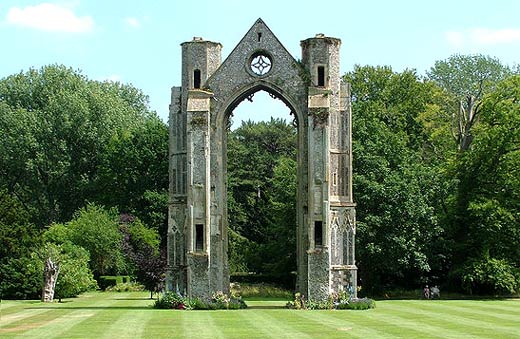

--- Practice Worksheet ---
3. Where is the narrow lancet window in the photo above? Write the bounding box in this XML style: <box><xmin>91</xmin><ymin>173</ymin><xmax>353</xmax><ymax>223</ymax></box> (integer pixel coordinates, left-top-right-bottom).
<box><xmin>317</xmin><ymin>66</ymin><xmax>325</xmax><ymax>87</ymax></box>
<box><xmin>193</xmin><ymin>69</ymin><xmax>201</xmax><ymax>89</ymax></box>
<box><xmin>195</xmin><ymin>223</ymin><xmax>204</xmax><ymax>251</ymax></box>
<box><xmin>314</xmin><ymin>221</ymin><xmax>323</xmax><ymax>247</ymax></box>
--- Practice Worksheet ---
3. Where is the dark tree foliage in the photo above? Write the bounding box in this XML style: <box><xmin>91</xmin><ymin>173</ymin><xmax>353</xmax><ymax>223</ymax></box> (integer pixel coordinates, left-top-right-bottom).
<box><xmin>0</xmin><ymin>190</ymin><xmax>41</xmax><ymax>260</ymax></box>
<box><xmin>0</xmin><ymin>256</ymin><xmax>42</xmax><ymax>299</ymax></box>
<box><xmin>227</xmin><ymin>118</ymin><xmax>297</xmax><ymax>286</ymax></box>
<box><xmin>0</xmin><ymin>190</ymin><xmax>42</xmax><ymax>299</ymax></box>
<box><xmin>120</xmin><ymin>218</ymin><xmax>165</xmax><ymax>298</ymax></box>
<box><xmin>133</xmin><ymin>247</ymin><xmax>167</xmax><ymax>299</ymax></box>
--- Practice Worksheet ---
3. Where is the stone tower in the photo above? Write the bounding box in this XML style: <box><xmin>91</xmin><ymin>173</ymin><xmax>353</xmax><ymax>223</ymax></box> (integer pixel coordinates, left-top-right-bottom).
<box><xmin>168</xmin><ymin>19</ymin><xmax>356</xmax><ymax>300</ymax></box>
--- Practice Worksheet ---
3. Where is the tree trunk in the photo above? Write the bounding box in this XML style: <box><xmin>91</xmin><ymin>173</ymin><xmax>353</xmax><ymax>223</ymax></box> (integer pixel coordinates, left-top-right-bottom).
<box><xmin>457</xmin><ymin>95</ymin><xmax>479</xmax><ymax>152</ymax></box>
<box><xmin>41</xmin><ymin>257</ymin><xmax>60</xmax><ymax>302</ymax></box>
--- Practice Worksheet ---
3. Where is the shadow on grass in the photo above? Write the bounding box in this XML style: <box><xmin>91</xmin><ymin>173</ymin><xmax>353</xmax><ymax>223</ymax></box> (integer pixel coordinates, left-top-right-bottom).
<box><xmin>25</xmin><ymin>306</ymin><xmax>154</xmax><ymax>310</ymax></box>
<box><xmin>112</xmin><ymin>297</ymin><xmax>154</xmax><ymax>301</ymax></box>
<box><xmin>364</xmin><ymin>288</ymin><xmax>520</xmax><ymax>301</ymax></box>
<box><xmin>246</xmin><ymin>305</ymin><xmax>286</xmax><ymax>310</ymax></box>
<box><xmin>372</xmin><ymin>295</ymin><xmax>515</xmax><ymax>301</ymax></box>
<box><xmin>26</xmin><ymin>305</ymin><xmax>288</xmax><ymax>310</ymax></box>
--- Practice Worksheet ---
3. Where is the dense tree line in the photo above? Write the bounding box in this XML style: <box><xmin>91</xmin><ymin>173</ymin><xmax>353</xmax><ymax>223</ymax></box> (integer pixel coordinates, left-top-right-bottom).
<box><xmin>345</xmin><ymin>65</ymin><xmax>449</xmax><ymax>292</ymax></box>
<box><xmin>0</xmin><ymin>55</ymin><xmax>518</xmax><ymax>299</ymax></box>
<box><xmin>0</xmin><ymin>65</ymin><xmax>167</xmax><ymax>299</ymax></box>
<box><xmin>347</xmin><ymin>56</ymin><xmax>519</xmax><ymax>294</ymax></box>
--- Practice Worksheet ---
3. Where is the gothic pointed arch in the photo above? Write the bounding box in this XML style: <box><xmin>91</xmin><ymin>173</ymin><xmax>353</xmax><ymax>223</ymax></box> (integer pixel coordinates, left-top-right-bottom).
<box><xmin>167</xmin><ymin>18</ymin><xmax>357</xmax><ymax>300</ymax></box>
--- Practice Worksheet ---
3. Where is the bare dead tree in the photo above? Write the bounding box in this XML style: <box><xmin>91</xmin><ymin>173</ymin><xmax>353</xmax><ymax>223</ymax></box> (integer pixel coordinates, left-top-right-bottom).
<box><xmin>41</xmin><ymin>257</ymin><xmax>60</xmax><ymax>302</ymax></box>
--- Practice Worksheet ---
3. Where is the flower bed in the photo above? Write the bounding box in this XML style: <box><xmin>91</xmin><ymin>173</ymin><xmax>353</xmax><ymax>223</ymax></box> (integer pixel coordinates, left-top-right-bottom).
<box><xmin>286</xmin><ymin>291</ymin><xmax>376</xmax><ymax>310</ymax></box>
<box><xmin>154</xmin><ymin>291</ymin><xmax>247</xmax><ymax>310</ymax></box>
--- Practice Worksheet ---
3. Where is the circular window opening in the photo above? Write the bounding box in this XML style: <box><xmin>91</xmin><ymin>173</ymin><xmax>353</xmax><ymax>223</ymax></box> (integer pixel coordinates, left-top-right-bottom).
<box><xmin>250</xmin><ymin>52</ymin><xmax>272</xmax><ymax>76</ymax></box>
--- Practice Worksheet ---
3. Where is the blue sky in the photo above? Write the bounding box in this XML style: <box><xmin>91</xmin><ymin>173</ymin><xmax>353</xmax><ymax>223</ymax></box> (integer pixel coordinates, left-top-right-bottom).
<box><xmin>1</xmin><ymin>0</ymin><xmax>519</xmax><ymax>124</ymax></box>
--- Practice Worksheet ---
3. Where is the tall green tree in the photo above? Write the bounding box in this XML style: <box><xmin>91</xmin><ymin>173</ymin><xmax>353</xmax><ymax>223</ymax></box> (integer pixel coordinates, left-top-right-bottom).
<box><xmin>0</xmin><ymin>65</ymin><xmax>156</xmax><ymax>226</ymax></box>
<box><xmin>97</xmin><ymin>118</ymin><xmax>169</xmax><ymax>241</ymax></box>
<box><xmin>426</xmin><ymin>54</ymin><xmax>514</xmax><ymax>151</ymax></box>
<box><xmin>345</xmin><ymin>65</ymin><xmax>450</xmax><ymax>292</ymax></box>
<box><xmin>427</xmin><ymin>56</ymin><xmax>520</xmax><ymax>294</ymax></box>
<box><xmin>227</xmin><ymin>119</ymin><xmax>296</xmax><ymax>241</ymax></box>
<box><xmin>450</xmin><ymin>75</ymin><xmax>520</xmax><ymax>294</ymax></box>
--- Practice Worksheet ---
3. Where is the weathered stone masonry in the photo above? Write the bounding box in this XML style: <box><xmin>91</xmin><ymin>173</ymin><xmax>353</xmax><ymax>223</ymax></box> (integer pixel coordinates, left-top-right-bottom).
<box><xmin>168</xmin><ymin>19</ymin><xmax>357</xmax><ymax>300</ymax></box>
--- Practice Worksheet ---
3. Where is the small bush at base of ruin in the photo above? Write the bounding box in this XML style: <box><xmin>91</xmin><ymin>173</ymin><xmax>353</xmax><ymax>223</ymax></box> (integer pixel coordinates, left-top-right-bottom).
<box><xmin>336</xmin><ymin>298</ymin><xmax>376</xmax><ymax>310</ymax></box>
<box><xmin>153</xmin><ymin>291</ymin><xmax>247</xmax><ymax>310</ymax></box>
<box><xmin>286</xmin><ymin>292</ymin><xmax>376</xmax><ymax>310</ymax></box>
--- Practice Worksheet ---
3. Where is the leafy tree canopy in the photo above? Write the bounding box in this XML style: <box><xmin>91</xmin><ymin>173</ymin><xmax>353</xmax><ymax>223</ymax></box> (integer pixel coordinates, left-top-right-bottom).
<box><xmin>451</xmin><ymin>75</ymin><xmax>520</xmax><ymax>294</ymax></box>
<box><xmin>426</xmin><ymin>54</ymin><xmax>516</xmax><ymax>151</ymax></box>
<box><xmin>345</xmin><ymin>65</ymin><xmax>450</xmax><ymax>291</ymax></box>
<box><xmin>0</xmin><ymin>64</ymin><xmax>159</xmax><ymax>226</ymax></box>
<box><xmin>46</xmin><ymin>203</ymin><xmax>125</xmax><ymax>277</ymax></box>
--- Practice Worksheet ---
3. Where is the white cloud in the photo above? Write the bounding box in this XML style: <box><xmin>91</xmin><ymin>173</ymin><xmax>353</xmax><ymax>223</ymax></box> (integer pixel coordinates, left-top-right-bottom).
<box><xmin>470</xmin><ymin>28</ymin><xmax>520</xmax><ymax>44</ymax></box>
<box><xmin>6</xmin><ymin>3</ymin><xmax>94</xmax><ymax>33</ymax></box>
<box><xmin>446</xmin><ymin>28</ymin><xmax>520</xmax><ymax>47</ymax></box>
<box><xmin>125</xmin><ymin>17</ymin><xmax>141</xmax><ymax>28</ymax></box>
<box><xmin>445</xmin><ymin>31</ymin><xmax>464</xmax><ymax>48</ymax></box>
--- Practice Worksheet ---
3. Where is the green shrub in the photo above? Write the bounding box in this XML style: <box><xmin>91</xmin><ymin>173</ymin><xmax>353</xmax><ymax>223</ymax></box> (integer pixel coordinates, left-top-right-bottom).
<box><xmin>227</xmin><ymin>300</ymin><xmax>244</xmax><ymax>309</ymax></box>
<box><xmin>105</xmin><ymin>282</ymin><xmax>144</xmax><ymax>292</ymax></box>
<box><xmin>189</xmin><ymin>298</ymin><xmax>208</xmax><ymax>310</ymax></box>
<box><xmin>154</xmin><ymin>292</ymin><xmax>186</xmax><ymax>309</ymax></box>
<box><xmin>0</xmin><ymin>256</ymin><xmax>42</xmax><ymax>299</ymax></box>
<box><xmin>98</xmin><ymin>276</ymin><xmax>131</xmax><ymax>290</ymax></box>
<box><xmin>153</xmin><ymin>291</ymin><xmax>247</xmax><ymax>310</ymax></box>
<box><xmin>286</xmin><ymin>292</ymin><xmax>375</xmax><ymax>310</ymax></box>
<box><xmin>98</xmin><ymin>276</ymin><xmax>119</xmax><ymax>290</ymax></box>
<box><xmin>461</xmin><ymin>257</ymin><xmax>519</xmax><ymax>295</ymax></box>
<box><xmin>337</xmin><ymin>298</ymin><xmax>376</xmax><ymax>310</ymax></box>
<box><xmin>210</xmin><ymin>291</ymin><xmax>247</xmax><ymax>310</ymax></box>
<box><xmin>50</xmin><ymin>243</ymin><xmax>98</xmax><ymax>299</ymax></box>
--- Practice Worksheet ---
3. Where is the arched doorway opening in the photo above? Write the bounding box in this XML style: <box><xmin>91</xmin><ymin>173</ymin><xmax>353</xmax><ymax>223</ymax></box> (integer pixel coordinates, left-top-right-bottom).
<box><xmin>225</xmin><ymin>89</ymin><xmax>298</xmax><ymax>289</ymax></box>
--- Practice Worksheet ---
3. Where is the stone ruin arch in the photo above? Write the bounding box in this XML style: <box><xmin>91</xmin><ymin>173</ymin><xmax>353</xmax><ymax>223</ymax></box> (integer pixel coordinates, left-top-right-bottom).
<box><xmin>167</xmin><ymin>18</ymin><xmax>357</xmax><ymax>300</ymax></box>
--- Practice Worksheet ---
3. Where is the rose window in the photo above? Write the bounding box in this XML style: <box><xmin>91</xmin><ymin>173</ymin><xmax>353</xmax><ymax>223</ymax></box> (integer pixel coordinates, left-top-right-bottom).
<box><xmin>250</xmin><ymin>54</ymin><xmax>272</xmax><ymax>75</ymax></box>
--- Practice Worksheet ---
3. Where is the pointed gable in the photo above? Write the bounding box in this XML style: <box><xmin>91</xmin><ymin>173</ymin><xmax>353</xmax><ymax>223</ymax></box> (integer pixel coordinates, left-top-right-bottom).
<box><xmin>206</xmin><ymin>18</ymin><xmax>307</xmax><ymax>115</ymax></box>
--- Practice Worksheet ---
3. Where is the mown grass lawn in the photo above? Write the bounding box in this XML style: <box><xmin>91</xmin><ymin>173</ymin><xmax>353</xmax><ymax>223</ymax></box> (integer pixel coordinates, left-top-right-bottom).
<box><xmin>1</xmin><ymin>292</ymin><xmax>519</xmax><ymax>338</ymax></box>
